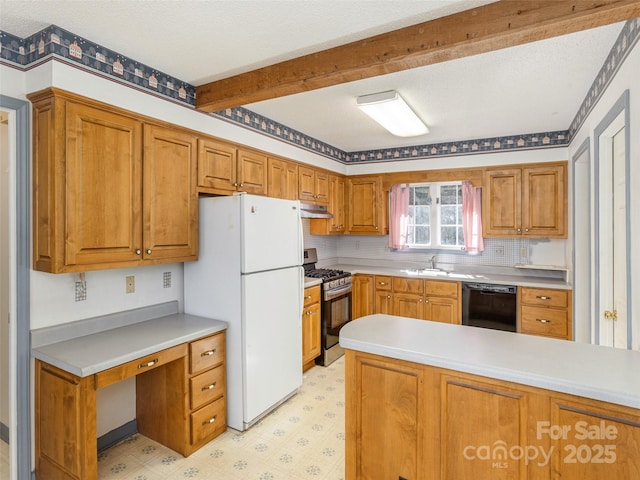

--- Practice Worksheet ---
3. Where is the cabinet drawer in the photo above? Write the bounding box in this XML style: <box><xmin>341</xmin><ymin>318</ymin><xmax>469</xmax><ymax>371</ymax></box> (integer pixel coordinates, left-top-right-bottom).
<box><xmin>521</xmin><ymin>287</ymin><xmax>568</xmax><ymax>308</ymax></box>
<box><xmin>190</xmin><ymin>333</ymin><xmax>225</xmax><ymax>374</ymax></box>
<box><xmin>520</xmin><ymin>306</ymin><xmax>568</xmax><ymax>338</ymax></box>
<box><xmin>425</xmin><ymin>280</ymin><xmax>459</xmax><ymax>298</ymax></box>
<box><xmin>393</xmin><ymin>277</ymin><xmax>423</xmax><ymax>294</ymax></box>
<box><xmin>374</xmin><ymin>275</ymin><xmax>392</xmax><ymax>291</ymax></box>
<box><xmin>303</xmin><ymin>285</ymin><xmax>321</xmax><ymax>307</ymax></box>
<box><xmin>190</xmin><ymin>396</ymin><xmax>226</xmax><ymax>445</ymax></box>
<box><xmin>190</xmin><ymin>364</ymin><xmax>225</xmax><ymax>410</ymax></box>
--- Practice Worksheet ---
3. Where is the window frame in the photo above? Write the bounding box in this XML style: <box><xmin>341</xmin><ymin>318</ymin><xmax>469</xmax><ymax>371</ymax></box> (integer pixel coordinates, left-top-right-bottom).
<box><xmin>403</xmin><ymin>181</ymin><xmax>465</xmax><ymax>251</ymax></box>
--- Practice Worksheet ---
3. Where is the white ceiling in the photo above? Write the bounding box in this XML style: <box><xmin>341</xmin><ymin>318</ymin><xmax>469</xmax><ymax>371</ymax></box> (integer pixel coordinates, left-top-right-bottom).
<box><xmin>0</xmin><ymin>0</ymin><xmax>625</xmax><ymax>152</ymax></box>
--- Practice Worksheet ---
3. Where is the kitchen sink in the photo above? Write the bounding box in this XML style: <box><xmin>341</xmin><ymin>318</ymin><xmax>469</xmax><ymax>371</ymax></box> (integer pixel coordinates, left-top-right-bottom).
<box><xmin>401</xmin><ymin>268</ymin><xmax>449</xmax><ymax>277</ymax></box>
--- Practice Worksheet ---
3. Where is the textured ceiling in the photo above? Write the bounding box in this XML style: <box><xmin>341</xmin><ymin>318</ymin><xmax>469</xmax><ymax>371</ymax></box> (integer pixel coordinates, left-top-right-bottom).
<box><xmin>0</xmin><ymin>0</ymin><xmax>625</xmax><ymax>152</ymax></box>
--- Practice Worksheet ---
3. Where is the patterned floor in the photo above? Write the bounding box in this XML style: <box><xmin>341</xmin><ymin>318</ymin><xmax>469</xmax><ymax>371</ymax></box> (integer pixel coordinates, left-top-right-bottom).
<box><xmin>0</xmin><ymin>439</ymin><xmax>8</xmax><ymax>479</ymax></box>
<box><xmin>98</xmin><ymin>356</ymin><xmax>345</xmax><ymax>480</ymax></box>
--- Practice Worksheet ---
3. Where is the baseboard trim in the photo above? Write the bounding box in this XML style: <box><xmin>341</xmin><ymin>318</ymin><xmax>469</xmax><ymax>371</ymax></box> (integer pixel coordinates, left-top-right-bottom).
<box><xmin>0</xmin><ymin>422</ymin><xmax>8</xmax><ymax>443</ymax></box>
<box><xmin>97</xmin><ymin>420</ymin><xmax>138</xmax><ymax>452</ymax></box>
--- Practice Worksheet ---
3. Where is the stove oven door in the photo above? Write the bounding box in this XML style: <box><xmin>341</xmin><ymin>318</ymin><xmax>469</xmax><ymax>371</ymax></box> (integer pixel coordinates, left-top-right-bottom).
<box><xmin>321</xmin><ymin>284</ymin><xmax>352</xmax><ymax>355</ymax></box>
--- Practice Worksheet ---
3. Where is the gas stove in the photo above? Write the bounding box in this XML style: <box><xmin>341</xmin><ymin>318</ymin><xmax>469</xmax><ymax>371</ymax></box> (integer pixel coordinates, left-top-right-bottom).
<box><xmin>303</xmin><ymin>248</ymin><xmax>352</xmax><ymax>292</ymax></box>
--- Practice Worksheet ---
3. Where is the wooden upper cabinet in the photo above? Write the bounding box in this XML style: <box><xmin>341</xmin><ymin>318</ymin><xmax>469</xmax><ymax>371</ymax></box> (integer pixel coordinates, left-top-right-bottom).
<box><xmin>522</xmin><ymin>164</ymin><xmax>566</xmax><ymax>237</ymax></box>
<box><xmin>28</xmin><ymin>88</ymin><xmax>198</xmax><ymax>273</ymax></box>
<box><xmin>483</xmin><ymin>162</ymin><xmax>566</xmax><ymax>238</ymax></box>
<box><xmin>267</xmin><ymin>157</ymin><xmax>298</xmax><ymax>200</ymax></box>
<box><xmin>310</xmin><ymin>173</ymin><xmax>346</xmax><ymax>235</ymax></box>
<box><xmin>197</xmin><ymin>140</ymin><xmax>267</xmax><ymax>195</ymax></box>
<box><xmin>64</xmin><ymin>101</ymin><xmax>143</xmax><ymax>268</ymax></box>
<box><xmin>197</xmin><ymin>138</ymin><xmax>237</xmax><ymax>194</ymax></box>
<box><xmin>298</xmin><ymin>165</ymin><xmax>329</xmax><ymax>204</ymax></box>
<box><xmin>237</xmin><ymin>149</ymin><xmax>267</xmax><ymax>195</ymax></box>
<box><xmin>346</xmin><ymin>175</ymin><xmax>386</xmax><ymax>235</ymax></box>
<box><xmin>143</xmin><ymin>125</ymin><xmax>198</xmax><ymax>262</ymax></box>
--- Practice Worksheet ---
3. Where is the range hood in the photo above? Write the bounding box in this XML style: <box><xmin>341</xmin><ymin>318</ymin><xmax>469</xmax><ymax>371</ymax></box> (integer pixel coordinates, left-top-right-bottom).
<box><xmin>299</xmin><ymin>203</ymin><xmax>333</xmax><ymax>219</ymax></box>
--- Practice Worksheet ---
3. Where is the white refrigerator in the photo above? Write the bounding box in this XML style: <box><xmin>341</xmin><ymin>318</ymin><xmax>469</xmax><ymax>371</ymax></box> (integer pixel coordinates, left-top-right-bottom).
<box><xmin>184</xmin><ymin>193</ymin><xmax>304</xmax><ymax>431</ymax></box>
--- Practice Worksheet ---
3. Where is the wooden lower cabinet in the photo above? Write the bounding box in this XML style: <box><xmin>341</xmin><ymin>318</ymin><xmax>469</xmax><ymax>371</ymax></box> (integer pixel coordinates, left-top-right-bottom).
<box><xmin>519</xmin><ymin>286</ymin><xmax>572</xmax><ymax>340</ymax></box>
<box><xmin>302</xmin><ymin>285</ymin><xmax>321</xmax><ymax>371</ymax></box>
<box><xmin>345</xmin><ymin>349</ymin><xmax>640</xmax><ymax>480</ymax></box>
<box><xmin>352</xmin><ymin>275</ymin><xmax>374</xmax><ymax>319</ymax></box>
<box><xmin>35</xmin><ymin>332</ymin><xmax>227</xmax><ymax>480</ymax></box>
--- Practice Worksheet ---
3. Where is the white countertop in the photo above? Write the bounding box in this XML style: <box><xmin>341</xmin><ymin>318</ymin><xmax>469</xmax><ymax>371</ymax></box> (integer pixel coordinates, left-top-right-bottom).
<box><xmin>340</xmin><ymin>314</ymin><xmax>640</xmax><ymax>409</ymax></box>
<box><xmin>330</xmin><ymin>263</ymin><xmax>571</xmax><ymax>289</ymax></box>
<box><xmin>304</xmin><ymin>277</ymin><xmax>323</xmax><ymax>288</ymax></box>
<box><xmin>32</xmin><ymin>314</ymin><xmax>227</xmax><ymax>377</ymax></box>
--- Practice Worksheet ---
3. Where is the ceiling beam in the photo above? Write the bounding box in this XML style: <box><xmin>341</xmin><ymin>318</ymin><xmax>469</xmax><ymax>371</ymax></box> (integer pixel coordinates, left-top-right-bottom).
<box><xmin>195</xmin><ymin>0</ymin><xmax>640</xmax><ymax>112</ymax></box>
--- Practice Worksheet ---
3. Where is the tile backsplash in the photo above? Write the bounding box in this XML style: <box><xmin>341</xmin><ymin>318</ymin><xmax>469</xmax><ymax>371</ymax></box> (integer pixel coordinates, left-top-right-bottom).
<box><xmin>303</xmin><ymin>219</ymin><xmax>567</xmax><ymax>272</ymax></box>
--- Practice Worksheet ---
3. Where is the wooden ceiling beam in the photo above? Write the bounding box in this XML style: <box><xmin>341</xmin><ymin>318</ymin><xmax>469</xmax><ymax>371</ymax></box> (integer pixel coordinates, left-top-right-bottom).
<box><xmin>195</xmin><ymin>0</ymin><xmax>640</xmax><ymax>112</ymax></box>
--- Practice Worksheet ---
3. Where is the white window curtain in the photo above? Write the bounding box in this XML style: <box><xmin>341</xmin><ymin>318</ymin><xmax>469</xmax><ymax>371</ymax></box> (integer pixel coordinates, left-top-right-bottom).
<box><xmin>462</xmin><ymin>181</ymin><xmax>484</xmax><ymax>254</ymax></box>
<box><xmin>388</xmin><ymin>184</ymin><xmax>410</xmax><ymax>249</ymax></box>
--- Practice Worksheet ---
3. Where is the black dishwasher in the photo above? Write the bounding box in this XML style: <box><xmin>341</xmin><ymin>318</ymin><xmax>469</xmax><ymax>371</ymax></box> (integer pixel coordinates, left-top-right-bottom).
<box><xmin>461</xmin><ymin>282</ymin><xmax>517</xmax><ymax>332</ymax></box>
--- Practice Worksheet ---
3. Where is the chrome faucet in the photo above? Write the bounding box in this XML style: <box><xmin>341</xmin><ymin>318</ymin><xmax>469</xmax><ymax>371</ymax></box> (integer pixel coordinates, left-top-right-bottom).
<box><xmin>427</xmin><ymin>254</ymin><xmax>437</xmax><ymax>270</ymax></box>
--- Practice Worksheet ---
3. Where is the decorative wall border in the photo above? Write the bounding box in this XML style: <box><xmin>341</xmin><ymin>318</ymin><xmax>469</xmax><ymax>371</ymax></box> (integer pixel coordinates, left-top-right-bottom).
<box><xmin>1</xmin><ymin>19</ymin><xmax>638</xmax><ymax>163</ymax></box>
<box><xmin>568</xmin><ymin>18</ymin><xmax>640</xmax><ymax>140</ymax></box>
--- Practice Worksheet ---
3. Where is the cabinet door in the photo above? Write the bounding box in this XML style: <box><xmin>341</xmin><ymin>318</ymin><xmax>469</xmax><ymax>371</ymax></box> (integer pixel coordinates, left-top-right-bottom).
<box><xmin>440</xmin><ymin>375</ymin><xmax>527</xmax><ymax>479</ymax></box>
<box><xmin>314</xmin><ymin>170</ymin><xmax>330</xmax><ymax>205</ymax></box>
<box><xmin>352</xmin><ymin>275</ymin><xmax>374</xmax><ymax>319</ymax></box>
<box><xmin>329</xmin><ymin>175</ymin><xmax>345</xmax><ymax>232</ymax></box>
<box><xmin>424</xmin><ymin>296</ymin><xmax>458</xmax><ymax>324</ymax></box>
<box><xmin>393</xmin><ymin>293</ymin><xmax>424</xmax><ymax>319</ymax></box>
<box><xmin>347</xmin><ymin>176</ymin><xmax>384</xmax><ymax>234</ymax></box>
<box><xmin>237</xmin><ymin>149</ymin><xmax>267</xmax><ymax>195</ymax></box>
<box><xmin>268</xmin><ymin>157</ymin><xmax>297</xmax><ymax>199</ymax></box>
<box><xmin>197</xmin><ymin>138</ymin><xmax>237</xmax><ymax>193</ymax></box>
<box><xmin>522</xmin><ymin>164</ymin><xmax>566</xmax><ymax>237</ymax></box>
<box><xmin>143</xmin><ymin>125</ymin><xmax>198</xmax><ymax>262</ymax></box>
<box><xmin>549</xmin><ymin>398</ymin><xmax>640</xmax><ymax>479</ymax></box>
<box><xmin>65</xmin><ymin>102</ymin><xmax>143</xmax><ymax>268</ymax></box>
<box><xmin>298</xmin><ymin>165</ymin><xmax>317</xmax><ymax>202</ymax></box>
<box><xmin>346</xmin><ymin>353</ymin><xmax>423</xmax><ymax>480</ymax></box>
<box><xmin>302</xmin><ymin>302</ymin><xmax>321</xmax><ymax>366</ymax></box>
<box><xmin>483</xmin><ymin>168</ymin><xmax>522</xmax><ymax>237</ymax></box>
<box><xmin>374</xmin><ymin>290</ymin><xmax>393</xmax><ymax>315</ymax></box>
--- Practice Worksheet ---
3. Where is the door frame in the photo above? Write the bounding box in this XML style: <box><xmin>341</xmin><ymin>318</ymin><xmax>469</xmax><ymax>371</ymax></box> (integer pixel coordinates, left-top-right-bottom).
<box><xmin>593</xmin><ymin>89</ymin><xmax>631</xmax><ymax>348</ymax></box>
<box><xmin>0</xmin><ymin>95</ymin><xmax>31</xmax><ymax>479</ymax></box>
<box><xmin>571</xmin><ymin>137</ymin><xmax>591</xmax><ymax>343</ymax></box>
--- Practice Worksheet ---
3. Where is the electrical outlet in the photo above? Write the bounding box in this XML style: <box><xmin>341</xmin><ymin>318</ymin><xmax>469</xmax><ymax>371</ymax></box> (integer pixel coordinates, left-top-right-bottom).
<box><xmin>521</xmin><ymin>247</ymin><xmax>528</xmax><ymax>257</ymax></box>
<box><xmin>494</xmin><ymin>246</ymin><xmax>505</xmax><ymax>256</ymax></box>
<box><xmin>126</xmin><ymin>275</ymin><xmax>135</xmax><ymax>294</ymax></box>
<box><xmin>355</xmin><ymin>241</ymin><xmax>361</xmax><ymax>250</ymax></box>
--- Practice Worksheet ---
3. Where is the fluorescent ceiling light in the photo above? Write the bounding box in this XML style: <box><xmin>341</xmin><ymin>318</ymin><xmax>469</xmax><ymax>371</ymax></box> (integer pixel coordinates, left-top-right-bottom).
<box><xmin>356</xmin><ymin>90</ymin><xmax>428</xmax><ymax>137</ymax></box>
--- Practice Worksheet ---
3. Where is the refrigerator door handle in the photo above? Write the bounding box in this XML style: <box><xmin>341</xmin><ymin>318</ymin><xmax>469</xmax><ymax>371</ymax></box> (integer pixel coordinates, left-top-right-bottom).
<box><xmin>299</xmin><ymin>266</ymin><xmax>304</xmax><ymax>316</ymax></box>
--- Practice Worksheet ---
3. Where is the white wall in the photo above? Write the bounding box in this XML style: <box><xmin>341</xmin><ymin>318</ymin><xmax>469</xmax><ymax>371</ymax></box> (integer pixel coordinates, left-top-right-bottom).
<box><xmin>567</xmin><ymin>40</ymin><xmax>640</xmax><ymax>349</ymax></box>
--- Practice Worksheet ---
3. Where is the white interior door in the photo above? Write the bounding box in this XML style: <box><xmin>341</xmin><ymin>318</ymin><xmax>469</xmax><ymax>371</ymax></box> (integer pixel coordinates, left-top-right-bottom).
<box><xmin>597</xmin><ymin>112</ymin><xmax>628</xmax><ymax>349</ymax></box>
<box><xmin>572</xmin><ymin>145</ymin><xmax>591</xmax><ymax>343</ymax></box>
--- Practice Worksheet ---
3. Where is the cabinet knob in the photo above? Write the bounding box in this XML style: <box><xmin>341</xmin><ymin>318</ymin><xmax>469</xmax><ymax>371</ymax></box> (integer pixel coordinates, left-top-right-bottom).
<box><xmin>387</xmin><ymin>295</ymin><xmax>391</xmax><ymax>299</ymax></box>
<box><xmin>517</xmin><ymin>228</ymin><xmax>522</xmax><ymax>233</ymax></box>
<box><xmin>202</xmin><ymin>415</ymin><xmax>217</xmax><ymax>426</ymax></box>
<box><xmin>233</xmin><ymin>182</ymin><xmax>238</xmax><ymax>187</ymax></box>
<box><xmin>305</xmin><ymin>295</ymin><xmax>312</xmax><ymax>300</ymax></box>
<box><xmin>375</xmin><ymin>226</ymin><xmax>378</xmax><ymax>230</ymax></box>
<box><xmin>135</xmin><ymin>249</ymin><xmax>141</xmax><ymax>255</ymax></box>
<box><xmin>525</xmin><ymin>228</ymin><xmax>529</xmax><ymax>232</ymax></box>
<box><xmin>240</xmin><ymin>183</ymin><xmax>244</xmax><ymax>187</ymax></box>
<box><xmin>146</xmin><ymin>249</ymin><xmax>152</xmax><ymax>255</ymax></box>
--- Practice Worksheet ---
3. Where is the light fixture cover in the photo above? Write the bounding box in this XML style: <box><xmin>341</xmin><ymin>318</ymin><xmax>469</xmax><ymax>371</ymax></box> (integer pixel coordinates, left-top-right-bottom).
<box><xmin>356</xmin><ymin>90</ymin><xmax>428</xmax><ymax>137</ymax></box>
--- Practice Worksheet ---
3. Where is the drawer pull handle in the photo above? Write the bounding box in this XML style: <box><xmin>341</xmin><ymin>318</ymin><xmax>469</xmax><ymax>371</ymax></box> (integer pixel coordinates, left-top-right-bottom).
<box><xmin>378</xmin><ymin>282</ymin><xmax>387</xmax><ymax>286</ymax></box>
<box><xmin>202</xmin><ymin>382</ymin><xmax>217</xmax><ymax>391</ymax></box>
<box><xmin>305</xmin><ymin>295</ymin><xmax>312</xmax><ymax>299</ymax></box>
<box><xmin>536</xmin><ymin>295</ymin><xmax>551</xmax><ymax>300</ymax></box>
<box><xmin>137</xmin><ymin>358</ymin><xmax>158</xmax><ymax>369</ymax></box>
<box><xmin>202</xmin><ymin>415</ymin><xmax>217</xmax><ymax>426</ymax></box>
<box><xmin>201</xmin><ymin>349</ymin><xmax>217</xmax><ymax>357</ymax></box>
<box><xmin>536</xmin><ymin>318</ymin><xmax>551</xmax><ymax>324</ymax></box>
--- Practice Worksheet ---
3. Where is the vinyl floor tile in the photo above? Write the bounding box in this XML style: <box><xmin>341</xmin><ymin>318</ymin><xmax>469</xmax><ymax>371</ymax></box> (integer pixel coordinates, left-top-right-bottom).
<box><xmin>99</xmin><ymin>357</ymin><xmax>345</xmax><ymax>480</ymax></box>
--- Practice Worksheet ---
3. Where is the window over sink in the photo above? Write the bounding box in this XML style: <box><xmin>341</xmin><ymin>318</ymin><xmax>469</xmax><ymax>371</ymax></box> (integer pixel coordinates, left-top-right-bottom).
<box><xmin>405</xmin><ymin>182</ymin><xmax>465</xmax><ymax>249</ymax></box>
